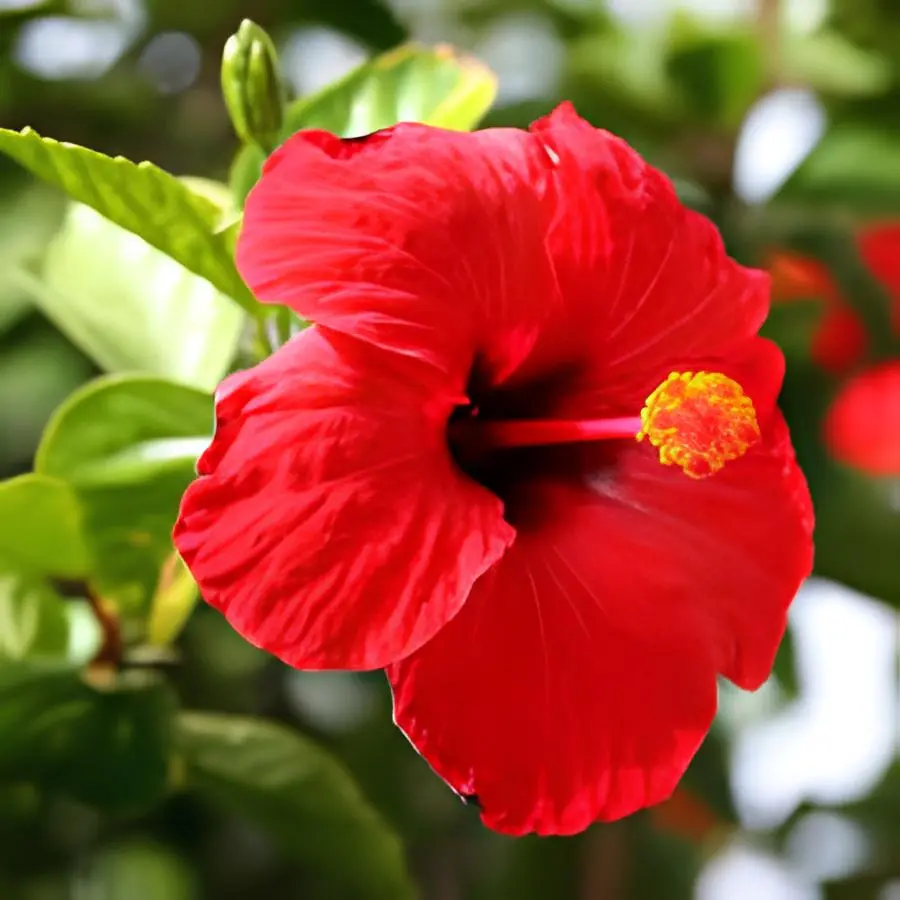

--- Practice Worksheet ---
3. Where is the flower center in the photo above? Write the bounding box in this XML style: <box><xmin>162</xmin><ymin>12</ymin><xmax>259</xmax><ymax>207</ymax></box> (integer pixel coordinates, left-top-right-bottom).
<box><xmin>449</xmin><ymin>371</ymin><xmax>760</xmax><ymax>480</ymax></box>
<box><xmin>636</xmin><ymin>371</ymin><xmax>760</xmax><ymax>478</ymax></box>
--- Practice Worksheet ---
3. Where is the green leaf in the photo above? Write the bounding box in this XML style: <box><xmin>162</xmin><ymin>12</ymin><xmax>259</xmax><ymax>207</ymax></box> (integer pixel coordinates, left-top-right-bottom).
<box><xmin>0</xmin><ymin>670</ymin><xmax>176</xmax><ymax>815</ymax></box>
<box><xmin>36</xmin><ymin>375</ymin><xmax>212</xmax><ymax>608</ymax></box>
<box><xmin>178</xmin><ymin>176</ymin><xmax>236</xmax><ymax>211</ymax></box>
<box><xmin>0</xmin><ymin>183</ymin><xmax>64</xmax><ymax>265</ymax></box>
<box><xmin>176</xmin><ymin>712</ymin><xmax>414</xmax><ymax>900</ymax></box>
<box><xmin>0</xmin><ymin>127</ymin><xmax>259</xmax><ymax>314</ymax></box>
<box><xmin>0</xmin><ymin>575</ymin><xmax>101</xmax><ymax>669</ymax></box>
<box><xmin>85</xmin><ymin>841</ymin><xmax>197</xmax><ymax>900</ymax></box>
<box><xmin>284</xmin><ymin>43</ymin><xmax>497</xmax><ymax>138</ymax></box>
<box><xmin>0</xmin><ymin>667</ymin><xmax>86</xmax><ymax>774</ymax></box>
<box><xmin>229</xmin><ymin>143</ymin><xmax>268</xmax><ymax>208</ymax></box>
<box><xmin>37</xmin><ymin>375</ymin><xmax>211</xmax><ymax>487</ymax></box>
<box><xmin>0</xmin><ymin>576</ymin><xmax>69</xmax><ymax>662</ymax></box>
<box><xmin>569</xmin><ymin>28</ymin><xmax>681</xmax><ymax>133</ymax></box>
<box><xmin>0</xmin><ymin>184</ymin><xmax>65</xmax><ymax>336</ymax></box>
<box><xmin>16</xmin><ymin>202</ymin><xmax>244</xmax><ymax>391</ymax></box>
<box><xmin>666</xmin><ymin>24</ymin><xmax>764</xmax><ymax>128</ymax></box>
<box><xmin>779</xmin><ymin>121</ymin><xmax>900</xmax><ymax>212</ymax></box>
<box><xmin>0</xmin><ymin>475</ymin><xmax>89</xmax><ymax>577</ymax></box>
<box><xmin>781</xmin><ymin>30</ymin><xmax>891</xmax><ymax>98</ymax></box>
<box><xmin>0</xmin><ymin>279</ymin><xmax>29</xmax><ymax>338</ymax></box>
<box><xmin>58</xmin><ymin>675</ymin><xmax>177</xmax><ymax>814</ymax></box>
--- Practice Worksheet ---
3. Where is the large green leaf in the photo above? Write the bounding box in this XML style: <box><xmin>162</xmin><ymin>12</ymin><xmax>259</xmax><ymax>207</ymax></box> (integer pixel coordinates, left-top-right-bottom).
<box><xmin>0</xmin><ymin>574</ymin><xmax>101</xmax><ymax>669</ymax></box>
<box><xmin>666</xmin><ymin>25</ymin><xmax>764</xmax><ymax>129</ymax></box>
<box><xmin>82</xmin><ymin>840</ymin><xmax>197</xmax><ymax>900</ymax></box>
<box><xmin>36</xmin><ymin>375</ymin><xmax>212</xmax><ymax>608</ymax></box>
<box><xmin>0</xmin><ymin>127</ymin><xmax>258</xmax><ymax>313</ymax></box>
<box><xmin>17</xmin><ymin>203</ymin><xmax>244</xmax><ymax>391</ymax></box>
<box><xmin>284</xmin><ymin>43</ymin><xmax>497</xmax><ymax>137</ymax></box>
<box><xmin>36</xmin><ymin>375</ymin><xmax>211</xmax><ymax>486</ymax></box>
<box><xmin>568</xmin><ymin>29</ymin><xmax>681</xmax><ymax>135</ymax></box>
<box><xmin>0</xmin><ymin>576</ymin><xmax>69</xmax><ymax>662</ymax></box>
<box><xmin>0</xmin><ymin>667</ymin><xmax>86</xmax><ymax>776</ymax></box>
<box><xmin>0</xmin><ymin>184</ymin><xmax>64</xmax><ymax>270</ymax></box>
<box><xmin>0</xmin><ymin>475</ymin><xmax>89</xmax><ymax>577</ymax></box>
<box><xmin>0</xmin><ymin>670</ymin><xmax>176</xmax><ymax>815</ymax></box>
<box><xmin>0</xmin><ymin>184</ymin><xmax>65</xmax><ymax>336</ymax></box>
<box><xmin>229</xmin><ymin>143</ymin><xmax>268</xmax><ymax>208</ymax></box>
<box><xmin>778</xmin><ymin>121</ymin><xmax>900</xmax><ymax>212</ymax></box>
<box><xmin>781</xmin><ymin>30</ymin><xmax>891</xmax><ymax>98</ymax></box>
<box><xmin>176</xmin><ymin>712</ymin><xmax>414</xmax><ymax>900</ymax></box>
<box><xmin>55</xmin><ymin>675</ymin><xmax>177</xmax><ymax>814</ymax></box>
<box><xmin>233</xmin><ymin>44</ymin><xmax>498</xmax><ymax>205</ymax></box>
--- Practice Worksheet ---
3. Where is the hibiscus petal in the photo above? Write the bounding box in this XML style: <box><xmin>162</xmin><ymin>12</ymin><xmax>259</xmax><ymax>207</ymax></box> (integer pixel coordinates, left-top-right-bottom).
<box><xmin>389</xmin><ymin>408</ymin><xmax>812</xmax><ymax>835</ymax></box>
<box><xmin>174</xmin><ymin>327</ymin><xmax>514</xmax><ymax>670</ymax></box>
<box><xmin>528</xmin><ymin>103</ymin><xmax>770</xmax><ymax>399</ymax></box>
<box><xmin>603</xmin><ymin>414</ymin><xmax>813</xmax><ymax>689</ymax></box>
<box><xmin>825</xmin><ymin>361</ymin><xmax>900</xmax><ymax>475</ymax></box>
<box><xmin>543</xmin><ymin>336</ymin><xmax>787</xmax><ymax>440</ymax></box>
<box><xmin>389</xmin><ymin>531</ymin><xmax>718</xmax><ymax>836</ymax></box>
<box><xmin>236</xmin><ymin>123</ymin><xmax>561</xmax><ymax>385</ymax></box>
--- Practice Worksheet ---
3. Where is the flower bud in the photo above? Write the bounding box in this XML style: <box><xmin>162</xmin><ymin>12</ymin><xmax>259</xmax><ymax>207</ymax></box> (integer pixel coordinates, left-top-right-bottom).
<box><xmin>221</xmin><ymin>20</ymin><xmax>286</xmax><ymax>151</ymax></box>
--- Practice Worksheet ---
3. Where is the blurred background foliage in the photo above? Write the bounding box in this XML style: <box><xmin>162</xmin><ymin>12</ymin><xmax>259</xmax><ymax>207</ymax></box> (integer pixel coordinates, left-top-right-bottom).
<box><xmin>0</xmin><ymin>0</ymin><xmax>899</xmax><ymax>898</ymax></box>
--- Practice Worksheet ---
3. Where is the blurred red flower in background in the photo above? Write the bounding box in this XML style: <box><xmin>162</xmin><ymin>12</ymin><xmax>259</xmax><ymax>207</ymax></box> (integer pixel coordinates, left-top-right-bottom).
<box><xmin>825</xmin><ymin>363</ymin><xmax>900</xmax><ymax>475</ymax></box>
<box><xmin>769</xmin><ymin>224</ymin><xmax>900</xmax><ymax>476</ymax></box>
<box><xmin>767</xmin><ymin>252</ymin><xmax>868</xmax><ymax>374</ymax></box>
<box><xmin>175</xmin><ymin>104</ymin><xmax>814</xmax><ymax>835</ymax></box>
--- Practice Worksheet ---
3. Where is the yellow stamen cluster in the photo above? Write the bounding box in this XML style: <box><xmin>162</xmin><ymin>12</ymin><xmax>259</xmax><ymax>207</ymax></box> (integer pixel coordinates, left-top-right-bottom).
<box><xmin>636</xmin><ymin>371</ymin><xmax>760</xmax><ymax>478</ymax></box>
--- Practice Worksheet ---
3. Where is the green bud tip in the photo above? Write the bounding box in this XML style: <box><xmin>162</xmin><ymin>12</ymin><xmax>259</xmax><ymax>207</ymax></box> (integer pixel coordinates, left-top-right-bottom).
<box><xmin>221</xmin><ymin>19</ymin><xmax>286</xmax><ymax>151</ymax></box>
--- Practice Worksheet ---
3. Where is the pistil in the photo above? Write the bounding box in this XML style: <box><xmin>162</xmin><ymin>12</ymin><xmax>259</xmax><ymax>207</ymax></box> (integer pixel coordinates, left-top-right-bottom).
<box><xmin>450</xmin><ymin>371</ymin><xmax>761</xmax><ymax>479</ymax></box>
<box><xmin>451</xmin><ymin>416</ymin><xmax>643</xmax><ymax>449</ymax></box>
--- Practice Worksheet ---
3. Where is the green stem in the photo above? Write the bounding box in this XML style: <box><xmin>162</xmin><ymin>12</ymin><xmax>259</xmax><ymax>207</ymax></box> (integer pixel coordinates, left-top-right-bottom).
<box><xmin>252</xmin><ymin>315</ymin><xmax>271</xmax><ymax>360</ymax></box>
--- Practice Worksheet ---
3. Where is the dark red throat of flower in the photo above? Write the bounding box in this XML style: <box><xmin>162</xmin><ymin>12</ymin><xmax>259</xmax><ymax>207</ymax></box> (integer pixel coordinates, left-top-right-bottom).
<box><xmin>449</xmin><ymin>371</ymin><xmax>761</xmax><ymax>480</ymax></box>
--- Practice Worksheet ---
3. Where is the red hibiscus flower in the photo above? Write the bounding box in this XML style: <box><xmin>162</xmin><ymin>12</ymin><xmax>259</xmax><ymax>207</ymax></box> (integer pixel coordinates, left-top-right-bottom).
<box><xmin>825</xmin><ymin>362</ymin><xmax>900</xmax><ymax>475</ymax></box>
<box><xmin>174</xmin><ymin>103</ymin><xmax>814</xmax><ymax>836</ymax></box>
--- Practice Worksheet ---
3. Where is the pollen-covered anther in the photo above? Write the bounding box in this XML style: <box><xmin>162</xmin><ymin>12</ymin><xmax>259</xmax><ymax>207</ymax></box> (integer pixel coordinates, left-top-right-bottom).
<box><xmin>636</xmin><ymin>371</ymin><xmax>761</xmax><ymax>478</ymax></box>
